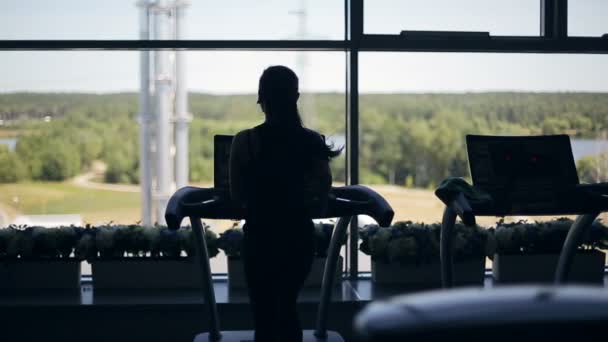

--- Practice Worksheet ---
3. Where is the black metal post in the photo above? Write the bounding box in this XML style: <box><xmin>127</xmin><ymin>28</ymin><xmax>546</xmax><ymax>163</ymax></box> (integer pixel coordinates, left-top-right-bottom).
<box><xmin>347</xmin><ymin>0</ymin><xmax>363</xmax><ymax>280</ymax></box>
<box><xmin>541</xmin><ymin>0</ymin><xmax>568</xmax><ymax>39</ymax></box>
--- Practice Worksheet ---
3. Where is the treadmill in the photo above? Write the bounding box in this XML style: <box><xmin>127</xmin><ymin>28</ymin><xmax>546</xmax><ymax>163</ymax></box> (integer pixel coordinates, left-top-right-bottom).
<box><xmin>165</xmin><ymin>185</ymin><xmax>394</xmax><ymax>342</ymax></box>
<box><xmin>439</xmin><ymin>182</ymin><xmax>608</xmax><ymax>288</ymax></box>
<box><xmin>354</xmin><ymin>135</ymin><xmax>608</xmax><ymax>341</ymax></box>
<box><xmin>440</xmin><ymin>135</ymin><xmax>608</xmax><ymax>288</ymax></box>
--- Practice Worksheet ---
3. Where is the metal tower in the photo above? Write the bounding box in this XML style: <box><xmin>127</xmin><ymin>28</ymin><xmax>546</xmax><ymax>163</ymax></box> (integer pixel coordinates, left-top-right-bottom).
<box><xmin>137</xmin><ymin>0</ymin><xmax>191</xmax><ymax>226</ymax></box>
<box><xmin>289</xmin><ymin>0</ymin><xmax>315</xmax><ymax>128</ymax></box>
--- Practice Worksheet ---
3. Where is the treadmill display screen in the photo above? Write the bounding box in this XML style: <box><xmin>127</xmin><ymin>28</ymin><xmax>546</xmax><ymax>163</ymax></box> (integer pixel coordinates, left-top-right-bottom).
<box><xmin>466</xmin><ymin>134</ymin><xmax>579</xmax><ymax>191</ymax></box>
<box><xmin>214</xmin><ymin>135</ymin><xmax>234</xmax><ymax>191</ymax></box>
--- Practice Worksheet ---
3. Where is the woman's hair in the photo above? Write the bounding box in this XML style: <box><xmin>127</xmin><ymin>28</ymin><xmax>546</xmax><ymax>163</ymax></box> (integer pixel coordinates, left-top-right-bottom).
<box><xmin>257</xmin><ymin>65</ymin><xmax>302</xmax><ymax>127</ymax></box>
<box><xmin>257</xmin><ymin>65</ymin><xmax>342</xmax><ymax>159</ymax></box>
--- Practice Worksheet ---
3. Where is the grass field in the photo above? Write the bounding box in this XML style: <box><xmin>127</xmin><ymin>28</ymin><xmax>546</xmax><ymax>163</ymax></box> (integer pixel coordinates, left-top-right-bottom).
<box><xmin>0</xmin><ymin>181</ymin><xmax>604</xmax><ymax>229</ymax></box>
<box><xmin>0</xmin><ymin>182</ymin><xmax>141</xmax><ymax>225</ymax></box>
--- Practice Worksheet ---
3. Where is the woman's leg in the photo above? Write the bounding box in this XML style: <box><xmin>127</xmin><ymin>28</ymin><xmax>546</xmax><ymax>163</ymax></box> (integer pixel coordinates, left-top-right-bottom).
<box><xmin>278</xmin><ymin>225</ymin><xmax>314</xmax><ymax>342</ymax></box>
<box><xmin>278</xmin><ymin>270</ymin><xmax>310</xmax><ymax>342</ymax></box>
<box><xmin>244</xmin><ymin>226</ymin><xmax>280</xmax><ymax>342</ymax></box>
<box><xmin>247</xmin><ymin>272</ymin><xmax>279</xmax><ymax>342</ymax></box>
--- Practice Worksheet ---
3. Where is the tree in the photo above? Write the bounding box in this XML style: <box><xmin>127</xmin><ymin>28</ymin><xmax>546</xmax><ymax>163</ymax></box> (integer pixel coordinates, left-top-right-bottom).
<box><xmin>577</xmin><ymin>153</ymin><xmax>608</xmax><ymax>184</ymax></box>
<box><xmin>0</xmin><ymin>145</ymin><xmax>27</xmax><ymax>183</ymax></box>
<box><xmin>15</xmin><ymin>134</ymin><xmax>45</xmax><ymax>179</ymax></box>
<box><xmin>541</xmin><ymin>117</ymin><xmax>570</xmax><ymax>135</ymax></box>
<box><xmin>38</xmin><ymin>141</ymin><xmax>81</xmax><ymax>181</ymax></box>
<box><xmin>103</xmin><ymin>140</ymin><xmax>138</xmax><ymax>184</ymax></box>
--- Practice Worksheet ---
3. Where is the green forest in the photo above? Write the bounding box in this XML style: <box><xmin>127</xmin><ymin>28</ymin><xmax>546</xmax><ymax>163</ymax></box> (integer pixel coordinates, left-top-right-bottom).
<box><xmin>0</xmin><ymin>92</ymin><xmax>606</xmax><ymax>187</ymax></box>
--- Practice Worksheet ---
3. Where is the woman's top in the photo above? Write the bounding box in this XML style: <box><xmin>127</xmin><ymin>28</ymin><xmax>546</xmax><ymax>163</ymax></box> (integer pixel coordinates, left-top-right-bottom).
<box><xmin>229</xmin><ymin>122</ymin><xmax>332</xmax><ymax>225</ymax></box>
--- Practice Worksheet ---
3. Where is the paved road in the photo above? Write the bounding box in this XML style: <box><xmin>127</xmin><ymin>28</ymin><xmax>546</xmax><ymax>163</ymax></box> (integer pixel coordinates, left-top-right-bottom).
<box><xmin>72</xmin><ymin>171</ymin><xmax>140</xmax><ymax>193</ymax></box>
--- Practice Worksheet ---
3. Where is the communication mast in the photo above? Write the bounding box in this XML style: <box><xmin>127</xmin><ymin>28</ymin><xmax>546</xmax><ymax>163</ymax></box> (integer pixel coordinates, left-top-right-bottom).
<box><xmin>137</xmin><ymin>0</ymin><xmax>191</xmax><ymax>226</ymax></box>
<box><xmin>289</xmin><ymin>0</ymin><xmax>315</xmax><ymax>128</ymax></box>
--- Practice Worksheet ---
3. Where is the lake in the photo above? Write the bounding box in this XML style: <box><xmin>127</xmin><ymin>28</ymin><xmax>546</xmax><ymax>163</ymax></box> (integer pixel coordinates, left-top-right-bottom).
<box><xmin>0</xmin><ymin>137</ymin><xmax>16</xmax><ymax>151</ymax></box>
<box><xmin>326</xmin><ymin>135</ymin><xmax>607</xmax><ymax>161</ymax></box>
<box><xmin>571</xmin><ymin>139</ymin><xmax>608</xmax><ymax>160</ymax></box>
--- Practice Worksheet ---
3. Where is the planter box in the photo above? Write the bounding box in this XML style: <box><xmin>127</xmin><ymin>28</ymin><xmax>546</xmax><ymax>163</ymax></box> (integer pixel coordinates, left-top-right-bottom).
<box><xmin>371</xmin><ymin>257</ymin><xmax>485</xmax><ymax>288</ymax></box>
<box><xmin>92</xmin><ymin>258</ymin><xmax>202</xmax><ymax>289</ymax></box>
<box><xmin>227</xmin><ymin>256</ymin><xmax>344</xmax><ymax>289</ymax></box>
<box><xmin>0</xmin><ymin>259</ymin><xmax>81</xmax><ymax>290</ymax></box>
<box><xmin>492</xmin><ymin>249</ymin><xmax>605</xmax><ymax>284</ymax></box>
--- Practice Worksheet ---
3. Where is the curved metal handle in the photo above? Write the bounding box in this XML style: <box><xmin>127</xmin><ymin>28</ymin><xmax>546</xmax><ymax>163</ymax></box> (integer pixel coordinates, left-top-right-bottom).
<box><xmin>440</xmin><ymin>192</ymin><xmax>476</xmax><ymax>289</ymax></box>
<box><xmin>334</xmin><ymin>197</ymin><xmax>370</xmax><ymax>205</ymax></box>
<box><xmin>451</xmin><ymin>192</ymin><xmax>475</xmax><ymax>226</ymax></box>
<box><xmin>440</xmin><ymin>207</ymin><xmax>457</xmax><ymax>289</ymax></box>
<box><xmin>314</xmin><ymin>216</ymin><xmax>351</xmax><ymax>339</ymax></box>
<box><xmin>190</xmin><ymin>217</ymin><xmax>222</xmax><ymax>341</ymax></box>
<box><xmin>555</xmin><ymin>213</ymin><xmax>600</xmax><ymax>284</ymax></box>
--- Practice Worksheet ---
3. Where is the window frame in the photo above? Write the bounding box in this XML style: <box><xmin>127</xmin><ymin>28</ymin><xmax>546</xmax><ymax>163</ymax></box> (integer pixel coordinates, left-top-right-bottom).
<box><xmin>1</xmin><ymin>0</ymin><xmax>606</xmax><ymax>278</ymax></box>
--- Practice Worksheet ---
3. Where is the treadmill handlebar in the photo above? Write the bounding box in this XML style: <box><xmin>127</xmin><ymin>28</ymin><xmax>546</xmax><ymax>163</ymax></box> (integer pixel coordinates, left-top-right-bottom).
<box><xmin>450</xmin><ymin>192</ymin><xmax>476</xmax><ymax>226</ymax></box>
<box><xmin>442</xmin><ymin>182</ymin><xmax>608</xmax><ymax>218</ymax></box>
<box><xmin>165</xmin><ymin>185</ymin><xmax>395</xmax><ymax>230</ymax></box>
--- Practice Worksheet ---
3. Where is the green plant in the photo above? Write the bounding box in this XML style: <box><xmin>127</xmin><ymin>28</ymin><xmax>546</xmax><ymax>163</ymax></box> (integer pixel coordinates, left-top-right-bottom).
<box><xmin>217</xmin><ymin>224</ymin><xmax>244</xmax><ymax>259</ymax></box>
<box><xmin>0</xmin><ymin>224</ymin><xmax>218</xmax><ymax>261</ymax></box>
<box><xmin>217</xmin><ymin>221</ymin><xmax>345</xmax><ymax>259</ymax></box>
<box><xmin>491</xmin><ymin>218</ymin><xmax>608</xmax><ymax>256</ymax></box>
<box><xmin>359</xmin><ymin>221</ymin><xmax>493</xmax><ymax>265</ymax></box>
<box><xmin>74</xmin><ymin>231</ymin><xmax>95</xmax><ymax>261</ymax></box>
<box><xmin>0</xmin><ymin>225</ymin><xmax>84</xmax><ymax>260</ymax></box>
<box><xmin>80</xmin><ymin>224</ymin><xmax>219</xmax><ymax>260</ymax></box>
<box><xmin>0</xmin><ymin>226</ymin><xmax>18</xmax><ymax>259</ymax></box>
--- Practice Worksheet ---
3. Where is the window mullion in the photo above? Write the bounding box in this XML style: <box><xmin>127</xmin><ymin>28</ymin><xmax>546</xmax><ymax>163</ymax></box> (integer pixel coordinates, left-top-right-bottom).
<box><xmin>347</xmin><ymin>0</ymin><xmax>363</xmax><ymax>280</ymax></box>
<box><xmin>541</xmin><ymin>0</ymin><xmax>568</xmax><ymax>39</ymax></box>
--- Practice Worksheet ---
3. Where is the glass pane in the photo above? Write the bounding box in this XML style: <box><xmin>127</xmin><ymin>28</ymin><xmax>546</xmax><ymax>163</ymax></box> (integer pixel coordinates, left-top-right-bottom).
<box><xmin>0</xmin><ymin>0</ymin><xmax>343</xmax><ymax>40</ymax></box>
<box><xmin>358</xmin><ymin>53</ymin><xmax>608</xmax><ymax>271</ymax></box>
<box><xmin>569</xmin><ymin>0</ymin><xmax>608</xmax><ymax>37</ymax></box>
<box><xmin>0</xmin><ymin>51</ymin><xmax>345</xmax><ymax>275</ymax></box>
<box><xmin>365</xmin><ymin>0</ymin><xmax>540</xmax><ymax>36</ymax></box>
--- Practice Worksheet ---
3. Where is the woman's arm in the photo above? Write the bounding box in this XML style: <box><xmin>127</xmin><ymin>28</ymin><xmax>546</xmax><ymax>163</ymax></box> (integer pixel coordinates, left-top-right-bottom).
<box><xmin>229</xmin><ymin>130</ymin><xmax>249</xmax><ymax>208</ymax></box>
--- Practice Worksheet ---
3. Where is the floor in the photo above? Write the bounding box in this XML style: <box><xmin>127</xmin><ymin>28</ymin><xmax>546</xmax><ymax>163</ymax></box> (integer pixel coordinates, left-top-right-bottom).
<box><xmin>0</xmin><ymin>274</ymin><xmax>604</xmax><ymax>342</ymax></box>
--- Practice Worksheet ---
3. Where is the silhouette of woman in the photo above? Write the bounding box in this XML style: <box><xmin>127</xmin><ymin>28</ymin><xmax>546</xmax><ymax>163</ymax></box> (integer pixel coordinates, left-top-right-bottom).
<box><xmin>229</xmin><ymin>65</ymin><xmax>341</xmax><ymax>342</ymax></box>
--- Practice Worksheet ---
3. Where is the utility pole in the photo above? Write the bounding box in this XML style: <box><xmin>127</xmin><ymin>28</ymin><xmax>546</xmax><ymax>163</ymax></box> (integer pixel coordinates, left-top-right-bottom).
<box><xmin>289</xmin><ymin>0</ymin><xmax>315</xmax><ymax>128</ymax></box>
<box><xmin>137</xmin><ymin>0</ymin><xmax>153</xmax><ymax>226</ymax></box>
<box><xmin>153</xmin><ymin>0</ymin><xmax>173</xmax><ymax>223</ymax></box>
<box><xmin>174</xmin><ymin>0</ymin><xmax>191</xmax><ymax>190</ymax></box>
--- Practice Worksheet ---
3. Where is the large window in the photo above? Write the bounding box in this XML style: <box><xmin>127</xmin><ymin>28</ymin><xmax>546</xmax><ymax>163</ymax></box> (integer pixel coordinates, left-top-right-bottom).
<box><xmin>0</xmin><ymin>0</ymin><xmax>344</xmax><ymax>40</ymax></box>
<box><xmin>1</xmin><ymin>1</ymin><xmax>607</xmax><ymax>276</ymax></box>
<box><xmin>358</xmin><ymin>52</ymin><xmax>608</xmax><ymax>271</ymax></box>
<box><xmin>0</xmin><ymin>50</ymin><xmax>345</xmax><ymax>274</ymax></box>
<box><xmin>568</xmin><ymin>0</ymin><xmax>608</xmax><ymax>37</ymax></box>
<box><xmin>364</xmin><ymin>0</ymin><xmax>540</xmax><ymax>36</ymax></box>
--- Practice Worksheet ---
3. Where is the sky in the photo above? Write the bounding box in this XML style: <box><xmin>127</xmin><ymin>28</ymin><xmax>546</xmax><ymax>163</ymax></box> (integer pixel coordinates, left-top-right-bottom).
<box><xmin>0</xmin><ymin>0</ymin><xmax>607</xmax><ymax>93</ymax></box>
